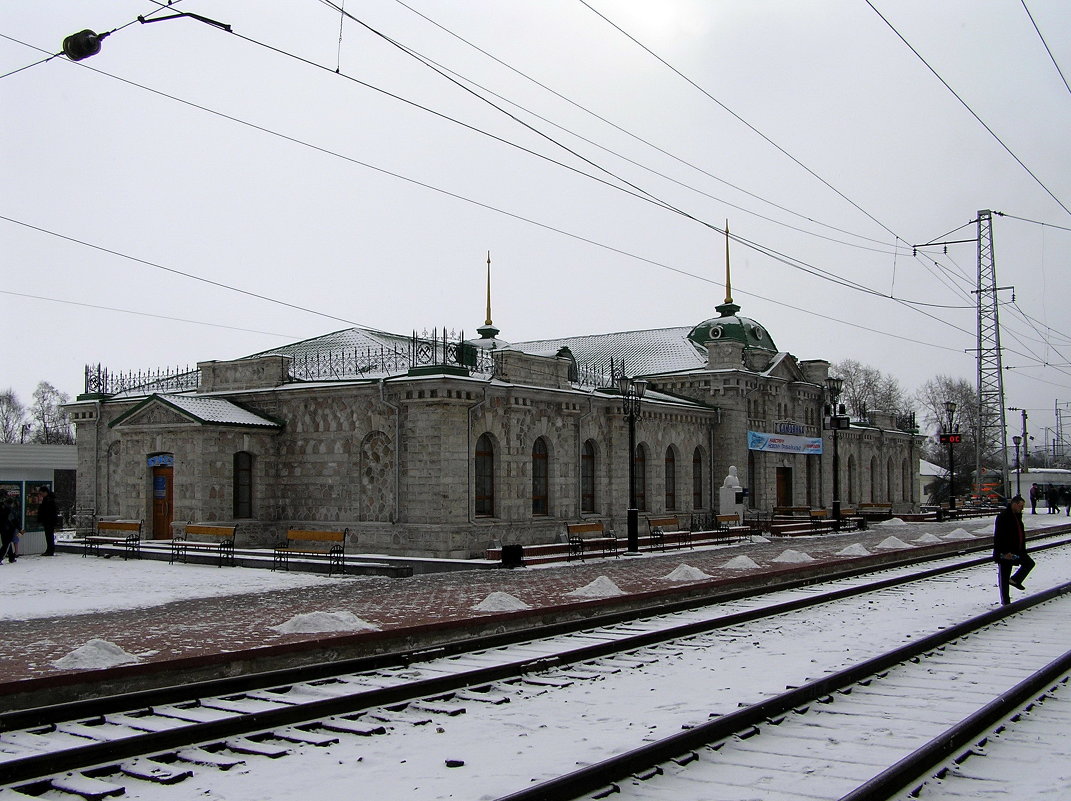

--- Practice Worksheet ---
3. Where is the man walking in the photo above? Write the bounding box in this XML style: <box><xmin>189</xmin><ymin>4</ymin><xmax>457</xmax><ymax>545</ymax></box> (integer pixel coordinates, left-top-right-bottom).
<box><xmin>993</xmin><ymin>496</ymin><xmax>1035</xmax><ymax>606</ymax></box>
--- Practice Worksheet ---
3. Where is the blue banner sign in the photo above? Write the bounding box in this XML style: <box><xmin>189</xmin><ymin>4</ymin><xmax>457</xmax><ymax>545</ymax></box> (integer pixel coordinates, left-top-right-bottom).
<box><xmin>748</xmin><ymin>431</ymin><xmax>823</xmax><ymax>454</ymax></box>
<box><xmin>147</xmin><ymin>454</ymin><xmax>174</xmax><ymax>467</ymax></box>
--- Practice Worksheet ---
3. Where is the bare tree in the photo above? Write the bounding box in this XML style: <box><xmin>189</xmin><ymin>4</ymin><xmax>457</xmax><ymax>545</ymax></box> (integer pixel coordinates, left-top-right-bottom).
<box><xmin>27</xmin><ymin>382</ymin><xmax>75</xmax><ymax>445</ymax></box>
<box><xmin>915</xmin><ymin>376</ymin><xmax>982</xmax><ymax>493</ymax></box>
<box><xmin>0</xmin><ymin>388</ymin><xmax>27</xmax><ymax>443</ymax></box>
<box><xmin>830</xmin><ymin>359</ymin><xmax>910</xmax><ymax>419</ymax></box>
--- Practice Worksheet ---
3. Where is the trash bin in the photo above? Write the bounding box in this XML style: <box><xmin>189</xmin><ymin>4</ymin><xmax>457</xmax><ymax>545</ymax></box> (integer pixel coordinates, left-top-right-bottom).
<box><xmin>501</xmin><ymin>544</ymin><xmax>525</xmax><ymax>569</ymax></box>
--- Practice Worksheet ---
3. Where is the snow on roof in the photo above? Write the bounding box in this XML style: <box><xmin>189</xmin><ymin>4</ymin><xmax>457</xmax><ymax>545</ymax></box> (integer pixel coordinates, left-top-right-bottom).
<box><xmin>156</xmin><ymin>395</ymin><xmax>281</xmax><ymax>428</ymax></box>
<box><xmin>509</xmin><ymin>327</ymin><xmax>707</xmax><ymax>376</ymax></box>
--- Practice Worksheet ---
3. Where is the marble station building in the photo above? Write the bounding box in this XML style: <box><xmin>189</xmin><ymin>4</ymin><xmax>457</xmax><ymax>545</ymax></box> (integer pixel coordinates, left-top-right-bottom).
<box><xmin>67</xmin><ymin>265</ymin><xmax>920</xmax><ymax>558</ymax></box>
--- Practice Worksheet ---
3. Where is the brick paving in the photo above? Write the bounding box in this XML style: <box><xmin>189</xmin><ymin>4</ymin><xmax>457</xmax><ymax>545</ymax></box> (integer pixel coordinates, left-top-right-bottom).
<box><xmin>2</xmin><ymin>518</ymin><xmax>1024</xmax><ymax>703</ymax></box>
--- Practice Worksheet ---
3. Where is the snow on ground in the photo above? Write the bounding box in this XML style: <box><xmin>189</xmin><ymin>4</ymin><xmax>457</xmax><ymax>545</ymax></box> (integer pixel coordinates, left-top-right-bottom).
<box><xmin>269</xmin><ymin>611</ymin><xmax>379</xmax><ymax>634</ymax></box>
<box><xmin>772</xmin><ymin>549</ymin><xmax>814</xmax><ymax>563</ymax></box>
<box><xmin>472</xmin><ymin>591</ymin><xmax>531</xmax><ymax>612</ymax></box>
<box><xmin>51</xmin><ymin>639</ymin><xmax>143</xmax><ymax>670</ymax></box>
<box><xmin>0</xmin><ymin>555</ymin><xmax>334</xmax><ymax>622</ymax></box>
<box><xmin>876</xmin><ymin>536</ymin><xmax>913</xmax><ymax>549</ymax></box>
<box><xmin>720</xmin><ymin>555</ymin><xmax>761</xmax><ymax>569</ymax></box>
<box><xmin>836</xmin><ymin>543</ymin><xmax>871</xmax><ymax>557</ymax></box>
<box><xmin>566</xmin><ymin>575</ymin><xmax>624</xmax><ymax>597</ymax></box>
<box><xmin>660</xmin><ymin>564</ymin><xmax>712</xmax><ymax>582</ymax></box>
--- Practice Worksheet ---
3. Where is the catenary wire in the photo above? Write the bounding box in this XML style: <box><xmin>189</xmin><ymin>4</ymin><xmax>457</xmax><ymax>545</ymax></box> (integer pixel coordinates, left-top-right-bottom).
<box><xmin>1020</xmin><ymin>0</ymin><xmax>1071</xmax><ymax>99</ymax></box>
<box><xmin>0</xmin><ymin>289</ymin><xmax>299</xmax><ymax>339</ymax></box>
<box><xmin>864</xmin><ymin>0</ymin><xmax>1071</xmax><ymax>218</ymax></box>
<box><xmin>376</xmin><ymin>0</ymin><xmax>905</xmax><ymax>254</ymax></box>
<box><xmin>5</xmin><ymin>29</ymin><xmax>977</xmax><ymax>322</ymax></box>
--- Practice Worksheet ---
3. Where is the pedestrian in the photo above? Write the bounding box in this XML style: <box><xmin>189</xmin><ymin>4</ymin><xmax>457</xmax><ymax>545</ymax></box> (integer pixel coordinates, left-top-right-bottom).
<box><xmin>1029</xmin><ymin>483</ymin><xmax>1039</xmax><ymax>514</ymax></box>
<box><xmin>0</xmin><ymin>495</ymin><xmax>20</xmax><ymax>563</ymax></box>
<box><xmin>993</xmin><ymin>495</ymin><xmax>1035</xmax><ymax>606</ymax></box>
<box><xmin>36</xmin><ymin>485</ymin><xmax>59</xmax><ymax>556</ymax></box>
<box><xmin>1061</xmin><ymin>485</ymin><xmax>1071</xmax><ymax>517</ymax></box>
<box><xmin>1046</xmin><ymin>484</ymin><xmax>1058</xmax><ymax>514</ymax></box>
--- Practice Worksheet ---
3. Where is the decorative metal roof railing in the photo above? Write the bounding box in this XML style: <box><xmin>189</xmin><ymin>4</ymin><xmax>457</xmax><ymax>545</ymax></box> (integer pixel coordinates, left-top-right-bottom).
<box><xmin>83</xmin><ymin>364</ymin><xmax>200</xmax><ymax>397</ymax></box>
<box><xmin>84</xmin><ymin>329</ymin><xmax>617</xmax><ymax>396</ymax></box>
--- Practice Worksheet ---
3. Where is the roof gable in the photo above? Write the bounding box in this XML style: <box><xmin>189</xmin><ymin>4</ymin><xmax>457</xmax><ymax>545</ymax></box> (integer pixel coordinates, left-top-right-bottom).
<box><xmin>110</xmin><ymin>394</ymin><xmax>283</xmax><ymax>430</ymax></box>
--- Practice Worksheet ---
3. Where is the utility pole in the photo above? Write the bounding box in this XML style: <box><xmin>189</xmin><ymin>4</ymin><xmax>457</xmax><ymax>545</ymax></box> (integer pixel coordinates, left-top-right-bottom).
<box><xmin>914</xmin><ymin>210</ymin><xmax>1011</xmax><ymax>497</ymax></box>
<box><xmin>974</xmin><ymin>210</ymin><xmax>1010</xmax><ymax>497</ymax></box>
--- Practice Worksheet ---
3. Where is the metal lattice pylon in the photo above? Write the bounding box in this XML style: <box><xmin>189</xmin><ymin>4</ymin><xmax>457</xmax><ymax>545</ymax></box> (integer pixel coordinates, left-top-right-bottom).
<box><xmin>975</xmin><ymin>210</ymin><xmax>1009</xmax><ymax>493</ymax></box>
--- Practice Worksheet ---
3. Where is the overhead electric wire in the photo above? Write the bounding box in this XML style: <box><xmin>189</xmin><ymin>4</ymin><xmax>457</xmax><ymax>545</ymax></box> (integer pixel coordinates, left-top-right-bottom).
<box><xmin>0</xmin><ymin>1</ymin><xmax>182</xmax><ymax>81</ymax></box>
<box><xmin>573</xmin><ymin>0</ymin><xmax>978</xmax><ymax>326</ymax></box>
<box><xmin>864</xmin><ymin>0</ymin><xmax>1071</xmax><ymax>218</ymax></box>
<box><xmin>4</xmin><ymin>28</ymin><xmax>975</xmax><ymax>347</ymax></box>
<box><xmin>302</xmin><ymin>4</ymin><xmax>978</xmax><ymax>326</ymax></box>
<box><xmin>1020</xmin><ymin>0</ymin><xmax>1071</xmax><ymax>99</ymax></box>
<box><xmin>379</xmin><ymin>0</ymin><xmax>905</xmax><ymax>254</ymax></box>
<box><xmin>0</xmin><ymin>289</ymin><xmax>298</xmax><ymax>338</ymax></box>
<box><xmin>577</xmin><ymin>0</ymin><xmax>903</xmax><ymax>241</ymax></box>
<box><xmin>995</xmin><ymin>211</ymin><xmax>1071</xmax><ymax>233</ymax></box>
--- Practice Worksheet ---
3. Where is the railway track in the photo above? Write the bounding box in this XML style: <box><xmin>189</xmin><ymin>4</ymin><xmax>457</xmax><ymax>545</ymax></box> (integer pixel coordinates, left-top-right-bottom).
<box><xmin>1</xmin><ymin>542</ymin><xmax>1069</xmax><ymax>799</ymax></box>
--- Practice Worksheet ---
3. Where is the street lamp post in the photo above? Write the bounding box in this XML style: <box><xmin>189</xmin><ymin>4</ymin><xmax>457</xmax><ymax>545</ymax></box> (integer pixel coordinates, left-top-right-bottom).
<box><xmin>824</xmin><ymin>377</ymin><xmax>845</xmax><ymax>531</ymax></box>
<box><xmin>617</xmin><ymin>374</ymin><xmax>648</xmax><ymax>554</ymax></box>
<box><xmin>1012</xmin><ymin>435</ymin><xmax>1022</xmax><ymax>498</ymax></box>
<box><xmin>942</xmin><ymin>401</ymin><xmax>959</xmax><ymax>510</ymax></box>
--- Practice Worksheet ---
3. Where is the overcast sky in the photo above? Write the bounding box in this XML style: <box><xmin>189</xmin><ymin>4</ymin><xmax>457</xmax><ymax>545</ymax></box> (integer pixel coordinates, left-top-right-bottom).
<box><xmin>3</xmin><ymin>1</ymin><xmax>1070</xmax><ymax>450</ymax></box>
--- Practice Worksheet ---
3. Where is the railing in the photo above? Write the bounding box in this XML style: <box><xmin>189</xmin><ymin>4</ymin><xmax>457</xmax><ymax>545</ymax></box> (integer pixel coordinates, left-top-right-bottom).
<box><xmin>83</xmin><ymin>364</ymin><xmax>199</xmax><ymax>396</ymax></box>
<box><xmin>85</xmin><ymin>329</ymin><xmax>616</xmax><ymax>395</ymax></box>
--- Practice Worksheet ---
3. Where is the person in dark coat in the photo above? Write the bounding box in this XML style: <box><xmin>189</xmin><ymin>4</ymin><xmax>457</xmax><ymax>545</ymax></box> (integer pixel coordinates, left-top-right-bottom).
<box><xmin>1046</xmin><ymin>484</ymin><xmax>1058</xmax><ymax>514</ymax></box>
<box><xmin>36</xmin><ymin>486</ymin><xmax>59</xmax><ymax>557</ymax></box>
<box><xmin>0</xmin><ymin>494</ymin><xmax>19</xmax><ymax>563</ymax></box>
<box><xmin>993</xmin><ymin>496</ymin><xmax>1034</xmax><ymax>606</ymax></box>
<box><xmin>1029</xmin><ymin>483</ymin><xmax>1039</xmax><ymax>514</ymax></box>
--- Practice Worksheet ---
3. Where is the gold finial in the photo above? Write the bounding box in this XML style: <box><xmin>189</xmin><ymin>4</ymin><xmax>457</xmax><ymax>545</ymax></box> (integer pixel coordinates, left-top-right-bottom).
<box><xmin>724</xmin><ymin>221</ymin><xmax>733</xmax><ymax>305</ymax></box>
<box><xmin>485</xmin><ymin>251</ymin><xmax>493</xmax><ymax>326</ymax></box>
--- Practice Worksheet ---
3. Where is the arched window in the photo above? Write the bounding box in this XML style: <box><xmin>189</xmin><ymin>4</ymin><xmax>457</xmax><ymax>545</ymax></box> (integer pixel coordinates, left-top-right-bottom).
<box><xmin>902</xmin><ymin>458</ymin><xmax>912</xmax><ymax>502</ymax></box>
<box><xmin>692</xmin><ymin>448</ymin><xmax>703</xmax><ymax>509</ymax></box>
<box><xmin>532</xmin><ymin>437</ymin><xmax>549</xmax><ymax>516</ymax></box>
<box><xmin>475</xmin><ymin>433</ymin><xmax>494</xmax><ymax>517</ymax></box>
<box><xmin>664</xmin><ymin>447</ymin><xmax>677</xmax><ymax>510</ymax></box>
<box><xmin>634</xmin><ymin>443</ymin><xmax>648</xmax><ymax>511</ymax></box>
<box><xmin>581</xmin><ymin>440</ymin><xmax>596</xmax><ymax>513</ymax></box>
<box><xmin>870</xmin><ymin>456</ymin><xmax>879</xmax><ymax>502</ymax></box>
<box><xmin>233</xmin><ymin>451</ymin><xmax>253</xmax><ymax>518</ymax></box>
<box><xmin>847</xmin><ymin>454</ymin><xmax>857</xmax><ymax>504</ymax></box>
<box><xmin>886</xmin><ymin>457</ymin><xmax>895</xmax><ymax>502</ymax></box>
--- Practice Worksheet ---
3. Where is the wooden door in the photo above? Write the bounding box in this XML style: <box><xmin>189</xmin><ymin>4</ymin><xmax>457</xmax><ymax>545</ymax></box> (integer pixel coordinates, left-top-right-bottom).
<box><xmin>151</xmin><ymin>465</ymin><xmax>173</xmax><ymax>539</ymax></box>
<box><xmin>776</xmin><ymin>467</ymin><xmax>792</xmax><ymax>508</ymax></box>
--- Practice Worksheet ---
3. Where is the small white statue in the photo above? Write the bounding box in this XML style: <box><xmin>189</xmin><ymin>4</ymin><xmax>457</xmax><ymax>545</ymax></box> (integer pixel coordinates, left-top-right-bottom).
<box><xmin>722</xmin><ymin>466</ymin><xmax>741</xmax><ymax>488</ymax></box>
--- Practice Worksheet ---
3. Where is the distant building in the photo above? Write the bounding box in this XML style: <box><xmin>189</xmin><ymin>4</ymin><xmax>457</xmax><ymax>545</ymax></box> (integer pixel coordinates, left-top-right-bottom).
<box><xmin>66</xmin><ymin>259</ymin><xmax>919</xmax><ymax>558</ymax></box>
<box><xmin>0</xmin><ymin>443</ymin><xmax>77</xmax><ymax>543</ymax></box>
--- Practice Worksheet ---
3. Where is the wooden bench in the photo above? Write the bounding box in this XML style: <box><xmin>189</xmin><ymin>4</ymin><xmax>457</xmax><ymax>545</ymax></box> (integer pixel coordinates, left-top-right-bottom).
<box><xmin>170</xmin><ymin>522</ymin><xmax>237</xmax><ymax>567</ymax></box>
<box><xmin>647</xmin><ymin>516</ymin><xmax>692</xmax><ymax>551</ymax></box>
<box><xmin>566</xmin><ymin>522</ymin><xmax>618</xmax><ymax>561</ymax></box>
<box><xmin>774</xmin><ymin>506</ymin><xmax>811</xmax><ymax>519</ymax></box>
<box><xmin>838</xmin><ymin>507</ymin><xmax>862</xmax><ymax>531</ymax></box>
<box><xmin>273</xmin><ymin>528</ymin><xmax>348</xmax><ymax>575</ymax></box>
<box><xmin>859</xmin><ymin>502</ymin><xmax>894</xmax><ymax>520</ymax></box>
<box><xmin>810</xmin><ymin>508</ymin><xmax>832</xmax><ymax>533</ymax></box>
<box><xmin>713</xmin><ymin>514</ymin><xmax>750</xmax><ymax>544</ymax></box>
<box><xmin>83</xmin><ymin>519</ymin><xmax>142</xmax><ymax>560</ymax></box>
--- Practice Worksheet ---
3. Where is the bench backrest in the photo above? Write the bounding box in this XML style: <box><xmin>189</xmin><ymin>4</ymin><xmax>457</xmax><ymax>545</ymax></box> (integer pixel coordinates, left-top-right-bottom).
<box><xmin>810</xmin><ymin>509</ymin><xmax>829</xmax><ymax>519</ymax></box>
<box><xmin>714</xmin><ymin>514</ymin><xmax>739</xmax><ymax>525</ymax></box>
<box><xmin>186</xmin><ymin>524</ymin><xmax>236</xmax><ymax>539</ymax></box>
<box><xmin>647</xmin><ymin>516</ymin><xmax>679</xmax><ymax>531</ymax></box>
<box><xmin>566</xmin><ymin>522</ymin><xmax>605</xmax><ymax>538</ymax></box>
<box><xmin>287</xmin><ymin>528</ymin><xmax>347</xmax><ymax>544</ymax></box>
<box><xmin>96</xmin><ymin>520</ymin><xmax>141</xmax><ymax>534</ymax></box>
<box><xmin>774</xmin><ymin>506</ymin><xmax>810</xmax><ymax>516</ymax></box>
<box><xmin>860</xmin><ymin>502</ymin><xmax>892</xmax><ymax>509</ymax></box>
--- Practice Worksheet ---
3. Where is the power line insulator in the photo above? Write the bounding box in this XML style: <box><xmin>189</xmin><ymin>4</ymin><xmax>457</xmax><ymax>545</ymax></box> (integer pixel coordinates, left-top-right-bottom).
<box><xmin>62</xmin><ymin>29</ymin><xmax>103</xmax><ymax>61</ymax></box>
